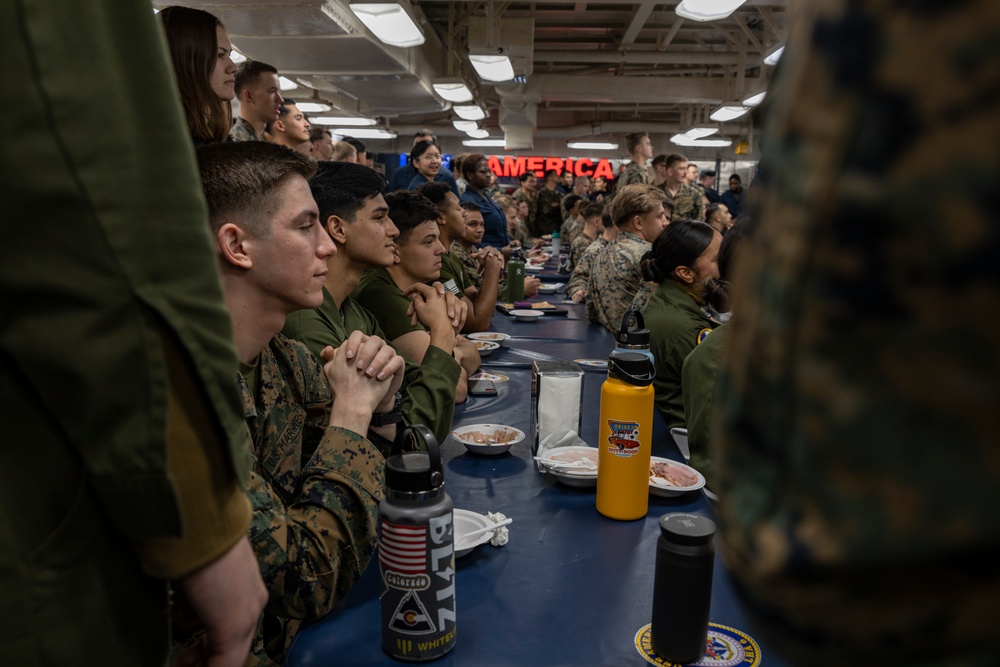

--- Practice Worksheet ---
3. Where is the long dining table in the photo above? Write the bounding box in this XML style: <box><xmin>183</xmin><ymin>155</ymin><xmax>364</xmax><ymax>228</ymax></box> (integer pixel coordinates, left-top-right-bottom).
<box><xmin>287</xmin><ymin>277</ymin><xmax>787</xmax><ymax>667</ymax></box>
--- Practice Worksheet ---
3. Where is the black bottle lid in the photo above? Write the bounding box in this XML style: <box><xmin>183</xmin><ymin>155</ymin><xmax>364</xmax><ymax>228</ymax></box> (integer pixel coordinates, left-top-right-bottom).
<box><xmin>385</xmin><ymin>425</ymin><xmax>444</xmax><ymax>494</ymax></box>
<box><xmin>607</xmin><ymin>351</ymin><xmax>654</xmax><ymax>387</ymax></box>
<box><xmin>617</xmin><ymin>309</ymin><xmax>650</xmax><ymax>348</ymax></box>
<box><xmin>658</xmin><ymin>513</ymin><xmax>716</xmax><ymax>547</ymax></box>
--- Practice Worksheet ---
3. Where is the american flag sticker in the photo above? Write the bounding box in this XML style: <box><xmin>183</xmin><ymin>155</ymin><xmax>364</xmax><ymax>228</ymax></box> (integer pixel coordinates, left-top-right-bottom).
<box><xmin>379</xmin><ymin>520</ymin><xmax>427</xmax><ymax>574</ymax></box>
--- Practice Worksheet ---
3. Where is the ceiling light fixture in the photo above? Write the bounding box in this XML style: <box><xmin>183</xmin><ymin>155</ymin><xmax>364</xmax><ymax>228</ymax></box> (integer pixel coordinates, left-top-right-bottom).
<box><xmin>296</xmin><ymin>102</ymin><xmax>333</xmax><ymax>113</ymax></box>
<box><xmin>675</xmin><ymin>0</ymin><xmax>748</xmax><ymax>22</ymax></box>
<box><xmin>453</xmin><ymin>105</ymin><xmax>486</xmax><ymax>121</ymax></box>
<box><xmin>433</xmin><ymin>80</ymin><xmax>474</xmax><ymax>103</ymax></box>
<box><xmin>463</xmin><ymin>139</ymin><xmax>506</xmax><ymax>147</ymax></box>
<box><xmin>764</xmin><ymin>45</ymin><xmax>784</xmax><ymax>66</ymax></box>
<box><xmin>311</xmin><ymin>116</ymin><xmax>378</xmax><ymax>126</ymax></box>
<box><xmin>670</xmin><ymin>134</ymin><xmax>733</xmax><ymax>148</ymax></box>
<box><xmin>742</xmin><ymin>91</ymin><xmax>766</xmax><ymax>107</ymax></box>
<box><xmin>567</xmin><ymin>141</ymin><xmax>619</xmax><ymax>150</ymax></box>
<box><xmin>683</xmin><ymin>126</ymin><xmax>719</xmax><ymax>139</ymax></box>
<box><xmin>279</xmin><ymin>76</ymin><xmax>299</xmax><ymax>91</ymax></box>
<box><xmin>466</xmin><ymin>128</ymin><xmax>490</xmax><ymax>139</ymax></box>
<box><xmin>709</xmin><ymin>105</ymin><xmax>750</xmax><ymax>122</ymax></box>
<box><xmin>469</xmin><ymin>54</ymin><xmax>515</xmax><ymax>82</ymax></box>
<box><xmin>452</xmin><ymin>119</ymin><xmax>479</xmax><ymax>132</ymax></box>
<box><xmin>333</xmin><ymin>128</ymin><xmax>398</xmax><ymax>139</ymax></box>
<box><xmin>230</xmin><ymin>49</ymin><xmax>247</xmax><ymax>64</ymax></box>
<box><xmin>349</xmin><ymin>1</ymin><xmax>425</xmax><ymax>48</ymax></box>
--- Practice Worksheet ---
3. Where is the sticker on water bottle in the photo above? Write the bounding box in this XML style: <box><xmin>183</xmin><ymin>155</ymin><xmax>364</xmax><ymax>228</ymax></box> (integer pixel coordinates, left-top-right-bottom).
<box><xmin>606</xmin><ymin>420</ymin><xmax>641</xmax><ymax>458</ymax></box>
<box><xmin>634</xmin><ymin>623</ymin><xmax>761</xmax><ymax>666</ymax></box>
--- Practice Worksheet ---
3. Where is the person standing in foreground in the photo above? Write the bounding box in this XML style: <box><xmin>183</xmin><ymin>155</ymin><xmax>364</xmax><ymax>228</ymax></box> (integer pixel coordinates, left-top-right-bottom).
<box><xmin>715</xmin><ymin>2</ymin><xmax>1000</xmax><ymax>666</ymax></box>
<box><xmin>1</xmin><ymin>1</ymin><xmax>266</xmax><ymax>664</ymax></box>
<box><xmin>197</xmin><ymin>142</ymin><xmax>404</xmax><ymax>665</ymax></box>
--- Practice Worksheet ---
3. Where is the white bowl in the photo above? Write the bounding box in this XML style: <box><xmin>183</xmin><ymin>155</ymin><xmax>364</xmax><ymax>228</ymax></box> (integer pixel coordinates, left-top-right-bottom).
<box><xmin>648</xmin><ymin>457</ymin><xmax>706</xmax><ymax>497</ymax></box>
<box><xmin>452</xmin><ymin>423</ymin><xmax>525</xmax><ymax>455</ymax></box>
<box><xmin>510</xmin><ymin>309</ymin><xmax>544</xmax><ymax>322</ymax></box>
<box><xmin>537</xmin><ymin>446</ymin><xmax>599</xmax><ymax>488</ymax></box>
<box><xmin>473</xmin><ymin>340</ymin><xmax>500</xmax><ymax>356</ymax></box>
<box><xmin>537</xmin><ymin>282</ymin><xmax>564</xmax><ymax>294</ymax></box>
<box><xmin>467</xmin><ymin>332</ymin><xmax>510</xmax><ymax>342</ymax></box>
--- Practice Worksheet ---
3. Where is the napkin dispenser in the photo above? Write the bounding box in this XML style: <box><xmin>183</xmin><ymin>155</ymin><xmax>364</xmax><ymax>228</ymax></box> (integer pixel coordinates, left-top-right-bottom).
<box><xmin>530</xmin><ymin>360</ymin><xmax>584</xmax><ymax>456</ymax></box>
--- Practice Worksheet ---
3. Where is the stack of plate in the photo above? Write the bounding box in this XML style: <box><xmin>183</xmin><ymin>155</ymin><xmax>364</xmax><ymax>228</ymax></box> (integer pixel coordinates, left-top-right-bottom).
<box><xmin>536</xmin><ymin>445</ymin><xmax>599</xmax><ymax>488</ymax></box>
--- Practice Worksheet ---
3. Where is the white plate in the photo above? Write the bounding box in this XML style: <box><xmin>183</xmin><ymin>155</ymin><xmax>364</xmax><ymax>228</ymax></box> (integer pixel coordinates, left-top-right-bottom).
<box><xmin>454</xmin><ymin>509</ymin><xmax>493</xmax><ymax>557</ymax></box>
<box><xmin>538</xmin><ymin>446</ymin><xmax>599</xmax><ymax>488</ymax></box>
<box><xmin>537</xmin><ymin>283</ymin><xmax>564</xmax><ymax>294</ymax></box>
<box><xmin>473</xmin><ymin>340</ymin><xmax>500</xmax><ymax>356</ymax></box>
<box><xmin>467</xmin><ymin>332</ymin><xmax>510</xmax><ymax>342</ymax></box>
<box><xmin>525</xmin><ymin>264</ymin><xmax>545</xmax><ymax>273</ymax></box>
<box><xmin>510</xmin><ymin>309</ymin><xmax>544</xmax><ymax>322</ymax></box>
<box><xmin>648</xmin><ymin>457</ymin><xmax>706</xmax><ymax>497</ymax></box>
<box><xmin>452</xmin><ymin>423</ymin><xmax>525</xmax><ymax>455</ymax></box>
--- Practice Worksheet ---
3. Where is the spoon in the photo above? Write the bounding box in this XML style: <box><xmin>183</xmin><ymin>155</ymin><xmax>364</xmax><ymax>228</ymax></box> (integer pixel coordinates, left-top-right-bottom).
<box><xmin>457</xmin><ymin>518</ymin><xmax>513</xmax><ymax>545</ymax></box>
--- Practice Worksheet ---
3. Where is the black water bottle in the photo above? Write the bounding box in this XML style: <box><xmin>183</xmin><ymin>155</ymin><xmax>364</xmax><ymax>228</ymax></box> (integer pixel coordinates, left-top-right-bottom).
<box><xmin>650</xmin><ymin>513</ymin><xmax>716</xmax><ymax>663</ymax></box>
<box><xmin>379</xmin><ymin>425</ymin><xmax>456</xmax><ymax>661</ymax></box>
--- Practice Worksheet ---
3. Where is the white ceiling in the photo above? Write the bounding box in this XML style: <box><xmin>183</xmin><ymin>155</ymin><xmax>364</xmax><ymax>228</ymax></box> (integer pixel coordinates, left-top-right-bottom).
<box><xmin>158</xmin><ymin>0</ymin><xmax>787</xmax><ymax>158</ymax></box>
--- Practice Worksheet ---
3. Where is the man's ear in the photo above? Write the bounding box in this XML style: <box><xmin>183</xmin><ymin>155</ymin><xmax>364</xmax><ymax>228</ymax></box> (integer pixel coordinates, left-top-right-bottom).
<box><xmin>217</xmin><ymin>222</ymin><xmax>253</xmax><ymax>270</ymax></box>
<box><xmin>628</xmin><ymin>214</ymin><xmax>643</xmax><ymax>234</ymax></box>
<box><xmin>674</xmin><ymin>265</ymin><xmax>696</xmax><ymax>285</ymax></box>
<box><xmin>272</xmin><ymin>119</ymin><xmax>285</xmax><ymax>134</ymax></box>
<box><xmin>325</xmin><ymin>215</ymin><xmax>348</xmax><ymax>245</ymax></box>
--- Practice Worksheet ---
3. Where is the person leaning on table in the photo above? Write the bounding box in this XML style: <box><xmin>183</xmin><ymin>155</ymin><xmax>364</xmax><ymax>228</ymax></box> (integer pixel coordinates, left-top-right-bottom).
<box><xmin>1</xmin><ymin>1</ymin><xmax>266</xmax><ymax>664</ymax></box>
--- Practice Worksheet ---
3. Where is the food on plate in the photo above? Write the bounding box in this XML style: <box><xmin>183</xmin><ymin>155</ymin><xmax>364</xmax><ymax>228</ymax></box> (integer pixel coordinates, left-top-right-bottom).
<box><xmin>472</xmin><ymin>333</ymin><xmax>506</xmax><ymax>341</ymax></box>
<box><xmin>548</xmin><ymin>448</ymin><xmax>598</xmax><ymax>465</ymax></box>
<box><xmin>474</xmin><ymin>341</ymin><xmax>499</xmax><ymax>351</ymax></box>
<box><xmin>649</xmin><ymin>461</ymin><xmax>699</xmax><ymax>487</ymax></box>
<box><xmin>457</xmin><ymin>428</ymin><xmax>520</xmax><ymax>445</ymax></box>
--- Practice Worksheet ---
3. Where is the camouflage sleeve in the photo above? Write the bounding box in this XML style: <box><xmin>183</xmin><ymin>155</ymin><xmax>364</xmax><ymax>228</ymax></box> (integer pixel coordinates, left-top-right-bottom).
<box><xmin>629</xmin><ymin>282</ymin><xmax>654</xmax><ymax>316</ymax></box>
<box><xmin>248</xmin><ymin>426</ymin><xmax>385</xmax><ymax>620</ymax></box>
<box><xmin>567</xmin><ymin>241</ymin><xmax>600</xmax><ymax>295</ymax></box>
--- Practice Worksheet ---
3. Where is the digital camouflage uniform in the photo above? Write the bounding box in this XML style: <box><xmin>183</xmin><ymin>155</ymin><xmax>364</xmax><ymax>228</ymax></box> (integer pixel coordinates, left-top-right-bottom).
<box><xmin>240</xmin><ymin>335</ymin><xmax>384</xmax><ymax>666</ymax></box>
<box><xmin>569</xmin><ymin>231</ymin><xmax>598</xmax><ymax>272</ymax></box>
<box><xmin>450</xmin><ymin>240</ymin><xmax>508</xmax><ymax>297</ymax></box>
<box><xmin>230</xmin><ymin>117</ymin><xmax>263</xmax><ymax>142</ymax></box>
<box><xmin>618</xmin><ymin>160</ymin><xmax>651</xmax><ymax>187</ymax></box>
<box><xmin>662</xmin><ymin>182</ymin><xmax>705</xmax><ymax>221</ymax></box>
<box><xmin>587</xmin><ymin>230</ymin><xmax>650</xmax><ymax>332</ymax></box>
<box><xmin>282</xmin><ymin>288</ymin><xmax>461</xmax><ymax>445</ymax></box>
<box><xmin>639</xmin><ymin>280</ymin><xmax>716</xmax><ymax>429</ymax></box>
<box><xmin>714</xmin><ymin>2</ymin><xmax>1000</xmax><ymax>666</ymax></box>
<box><xmin>512</xmin><ymin>187</ymin><xmax>537</xmax><ymax>236</ymax></box>
<box><xmin>560</xmin><ymin>215</ymin><xmax>584</xmax><ymax>247</ymax></box>
<box><xmin>533</xmin><ymin>187</ymin><xmax>564</xmax><ymax>237</ymax></box>
<box><xmin>566</xmin><ymin>236</ymin><xmax>609</xmax><ymax>297</ymax></box>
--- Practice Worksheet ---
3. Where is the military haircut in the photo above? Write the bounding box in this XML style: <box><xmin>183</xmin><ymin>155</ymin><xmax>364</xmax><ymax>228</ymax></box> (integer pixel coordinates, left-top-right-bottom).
<box><xmin>665</xmin><ymin>153</ymin><xmax>687</xmax><ymax>169</ymax></box>
<box><xmin>308</xmin><ymin>161</ymin><xmax>386</xmax><ymax>227</ymax></box>
<box><xmin>563</xmin><ymin>194</ymin><xmax>584</xmax><ymax>213</ymax></box>
<box><xmin>639</xmin><ymin>219</ymin><xmax>716</xmax><ymax>283</ymax></box>
<box><xmin>705</xmin><ymin>203</ymin><xmax>722</xmax><ymax>223</ymax></box>
<box><xmin>413</xmin><ymin>128</ymin><xmax>437</xmax><ymax>142</ymax></box>
<box><xmin>415</xmin><ymin>181</ymin><xmax>452</xmax><ymax>211</ymax></box>
<box><xmin>494</xmin><ymin>194</ymin><xmax>515</xmax><ymax>210</ymax></box>
<box><xmin>609</xmin><ymin>183</ymin><xmax>668</xmax><ymax>228</ymax></box>
<box><xmin>309</xmin><ymin>127</ymin><xmax>332</xmax><ymax>143</ymax></box>
<box><xmin>651</xmin><ymin>154</ymin><xmax>668</xmax><ymax>168</ymax></box>
<box><xmin>582</xmin><ymin>202</ymin><xmax>604</xmax><ymax>220</ymax></box>
<box><xmin>601</xmin><ymin>213</ymin><xmax>614</xmax><ymax>229</ymax></box>
<box><xmin>341</xmin><ymin>136</ymin><xmax>366</xmax><ymax>153</ymax></box>
<box><xmin>385</xmin><ymin>190</ymin><xmax>441</xmax><ymax>244</ymax></box>
<box><xmin>543</xmin><ymin>169</ymin><xmax>560</xmax><ymax>182</ymax></box>
<box><xmin>196</xmin><ymin>141</ymin><xmax>317</xmax><ymax>237</ymax></box>
<box><xmin>234</xmin><ymin>59</ymin><xmax>278</xmax><ymax>96</ymax></box>
<box><xmin>625</xmin><ymin>131</ymin><xmax>648</xmax><ymax>153</ymax></box>
<box><xmin>458</xmin><ymin>201</ymin><xmax>481</xmax><ymax>214</ymax></box>
<box><xmin>518</xmin><ymin>171</ymin><xmax>536</xmax><ymax>184</ymax></box>
<box><xmin>277</xmin><ymin>98</ymin><xmax>297</xmax><ymax>119</ymax></box>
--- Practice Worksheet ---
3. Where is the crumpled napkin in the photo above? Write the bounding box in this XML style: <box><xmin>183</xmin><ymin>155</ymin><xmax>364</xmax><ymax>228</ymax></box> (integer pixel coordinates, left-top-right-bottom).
<box><xmin>487</xmin><ymin>511</ymin><xmax>509</xmax><ymax>547</ymax></box>
<box><xmin>535</xmin><ymin>430</ymin><xmax>594</xmax><ymax>472</ymax></box>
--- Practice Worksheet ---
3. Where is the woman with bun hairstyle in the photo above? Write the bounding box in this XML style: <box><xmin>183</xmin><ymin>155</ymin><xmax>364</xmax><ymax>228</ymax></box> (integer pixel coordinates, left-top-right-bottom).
<box><xmin>635</xmin><ymin>219</ymin><xmax>722</xmax><ymax>428</ymax></box>
<box><xmin>158</xmin><ymin>6</ymin><xmax>236</xmax><ymax>144</ymax></box>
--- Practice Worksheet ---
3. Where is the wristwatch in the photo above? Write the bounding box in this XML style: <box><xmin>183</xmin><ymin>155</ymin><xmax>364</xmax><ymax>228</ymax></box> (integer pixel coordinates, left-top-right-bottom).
<box><xmin>371</xmin><ymin>391</ymin><xmax>403</xmax><ymax>427</ymax></box>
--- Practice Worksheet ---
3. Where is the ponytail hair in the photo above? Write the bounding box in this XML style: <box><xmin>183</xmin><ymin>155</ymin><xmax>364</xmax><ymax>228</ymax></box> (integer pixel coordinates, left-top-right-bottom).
<box><xmin>643</xmin><ymin>219</ymin><xmax>716</xmax><ymax>285</ymax></box>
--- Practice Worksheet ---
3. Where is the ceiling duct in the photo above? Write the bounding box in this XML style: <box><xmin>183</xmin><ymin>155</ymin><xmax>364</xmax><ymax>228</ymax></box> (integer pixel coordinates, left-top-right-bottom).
<box><xmin>495</xmin><ymin>82</ymin><xmax>539</xmax><ymax>150</ymax></box>
<box><xmin>467</xmin><ymin>17</ymin><xmax>535</xmax><ymax>79</ymax></box>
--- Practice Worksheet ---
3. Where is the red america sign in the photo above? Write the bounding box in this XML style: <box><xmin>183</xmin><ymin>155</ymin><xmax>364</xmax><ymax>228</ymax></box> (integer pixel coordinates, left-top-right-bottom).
<box><xmin>485</xmin><ymin>156</ymin><xmax>617</xmax><ymax>180</ymax></box>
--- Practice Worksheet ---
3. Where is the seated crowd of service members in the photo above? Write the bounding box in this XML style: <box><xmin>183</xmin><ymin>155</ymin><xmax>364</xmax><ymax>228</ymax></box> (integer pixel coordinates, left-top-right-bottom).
<box><xmin>150</xmin><ymin>5</ymin><xmax>756</xmax><ymax>664</ymax></box>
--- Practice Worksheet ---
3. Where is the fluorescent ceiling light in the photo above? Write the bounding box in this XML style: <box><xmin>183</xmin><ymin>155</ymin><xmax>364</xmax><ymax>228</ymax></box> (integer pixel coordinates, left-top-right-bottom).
<box><xmin>296</xmin><ymin>102</ymin><xmax>333</xmax><ymax>113</ymax></box>
<box><xmin>684</xmin><ymin>126</ymin><xmax>718</xmax><ymax>139</ymax></box>
<box><xmin>567</xmin><ymin>141</ymin><xmax>619</xmax><ymax>150</ymax></box>
<box><xmin>311</xmin><ymin>116</ymin><xmax>378</xmax><ymax>126</ymax></box>
<box><xmin>710</xmin><ymin>105</ymin><xmax>750</xmax><ymax>122</ymax></box>
<box><xmin>742</xmin><ymin>90</ymin><xmax>766</xmax><ymax>107</ymax></box>
<box><xmin>279</xmin><ymin>76</ymin><xmax>298</xmax><ymax>91</ymax></box>
<box><xmin>333</xmin><ymin>128</ymin><xmax>398</xmax><ymax>139</ymax></box>
<box><xmin>764</xmin><ymin>45</ymin><xmax>784</xmax><ymax>66</ymax></box>
<box><xmin>466</xmin><ymin>129</ymin><xmax>491</xmax><ymax>139</ymax></box>
<box><xmin>453</xmin><ymin>105</ymin><xmax>486</xmax><ymax>121</ymax></box>
<box><xmin>670</xmin><ymin>134</ymin><xmax>732</xmax><ymax>148</ymax></box>
<box><xmin>231</xmin><ymin>49</ymin><xmax>247</xmax><ymax>64</ymax></box>
<box><xmin>453</xmin><ymin>120</ymin><xmax>479</xmax><ymax>132</ymax></box>
<box><xmin>469</xmin><ymin>54</ymin><xmax>515</xmax><ymax>83</ymax></box>
<box><xmin>349</xmin><ymin>2</ymin><xmax>425</xmax><ymax>48</ymax></box>
<box><xmin>463</xmin><ymin>139</ymin><xmax>506</xmax><ymax>147</ymax></box>
<box><xmin>433</xmin><ymin>81</ymin><xmax>474</xmax><ymax>103</ymax></box>
<box><xmin>675</xmin><ymin>0</ymin><xmax>747</xmax><ymax>22</ymax></box>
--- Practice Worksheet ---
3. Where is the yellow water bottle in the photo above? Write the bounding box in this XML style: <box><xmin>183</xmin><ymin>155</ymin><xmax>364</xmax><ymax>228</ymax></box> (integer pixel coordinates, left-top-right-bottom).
<box><xmin>596</xmin><ymin>352</ymin><xmax>656</xmax><ymax>520</ymax></box>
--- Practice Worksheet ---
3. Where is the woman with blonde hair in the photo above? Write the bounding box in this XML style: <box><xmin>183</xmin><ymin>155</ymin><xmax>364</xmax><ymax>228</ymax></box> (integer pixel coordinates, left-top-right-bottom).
<box><xmin>158</xmin><ymin>6</ymin><xmax>236</xmax><ymax>144</ymax></box>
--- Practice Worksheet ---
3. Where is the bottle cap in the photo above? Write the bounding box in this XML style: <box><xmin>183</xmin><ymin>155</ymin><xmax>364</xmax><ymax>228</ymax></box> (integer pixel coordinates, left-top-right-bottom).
<box><xmin>658</xmin><ymin>513</ymin><xmax>716</xmax><ymax>546</ymax></box>
<box><xmin>385</xmin><ymin>425</ymin><xmax>445</xmax><ymax>495</ymax></box>
<box><xmin>607</xmin><ymin>352</ymin><xmax>654</xmax><ymax>387</ymax></box>
<box><xmin>617</xmin><ymin>309</ymin><xmax>650</xmax><ymax>348</ymax></box>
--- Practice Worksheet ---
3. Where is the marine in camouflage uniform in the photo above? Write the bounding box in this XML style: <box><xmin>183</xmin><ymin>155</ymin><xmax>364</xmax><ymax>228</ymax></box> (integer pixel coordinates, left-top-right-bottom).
<box><xmin>568</xmin><ymin>229</ymin><xmax>598</xmax><ymax>272</ymax></box>
<box><xmin>230</xmin><ymin>116</ymin><xmax>264</xmax><ymax>142</ymax></box>
<box><xmin>566</xmin><ymin>236</ymin><xmax>609</xmax><ymax>297</ymax></box>
<box><xmin>511</xmin><ymin>186</ymin><xmax>537</xmax><ymax>236</ymax></box>
<box><xmin>240</xmin><ymin>335</ymin><xmax>384</xmax><ymax>666</ymax></box>
<box><xmin>533</xmin><ymin>186</ymin><xmax>564</xmax><ymax>237</ymax></box>
<box><xmin>662</xmin><ymin>182</ymin><xmax>705</xmax><ymax>221</ymax></box>
<box><xmin>560</xmin><ymin>214</ymin><xmax>584</xmax><ymax>247</ymax></box>
<box><xmin>618</xmin><ymin>160</ymin><xmax>651</xmax><ymax>187</ymax></box>
<box><xmin>714</xmin><ymin>2</ymin><xmax>1000</xmax><ymax>666</ymax></box>
<box><xmin>587</xmin><ymin>230</ymin><xmax>651</xmax><ymax>331</ymax></box>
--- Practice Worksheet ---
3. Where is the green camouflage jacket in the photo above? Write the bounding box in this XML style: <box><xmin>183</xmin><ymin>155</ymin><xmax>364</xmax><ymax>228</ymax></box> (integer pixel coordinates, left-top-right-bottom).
<box><xmin>566</xmin><ymin>236</ymin><xmax>609</xmax><ymax>297</ymax></box>
<box><xmin>618</xmin><ymin>160</ymin><xmax>651</xmax><ymax>187</ymax></box>
<box><xmin>662</xmin><ymin>182</ymin><xmax>705</xmax><ymax>221</ymax></box>
<box><xmin>587</xmin><ymin>230</ymin><xmax>650</xmax><ymax>332</ymax></box>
